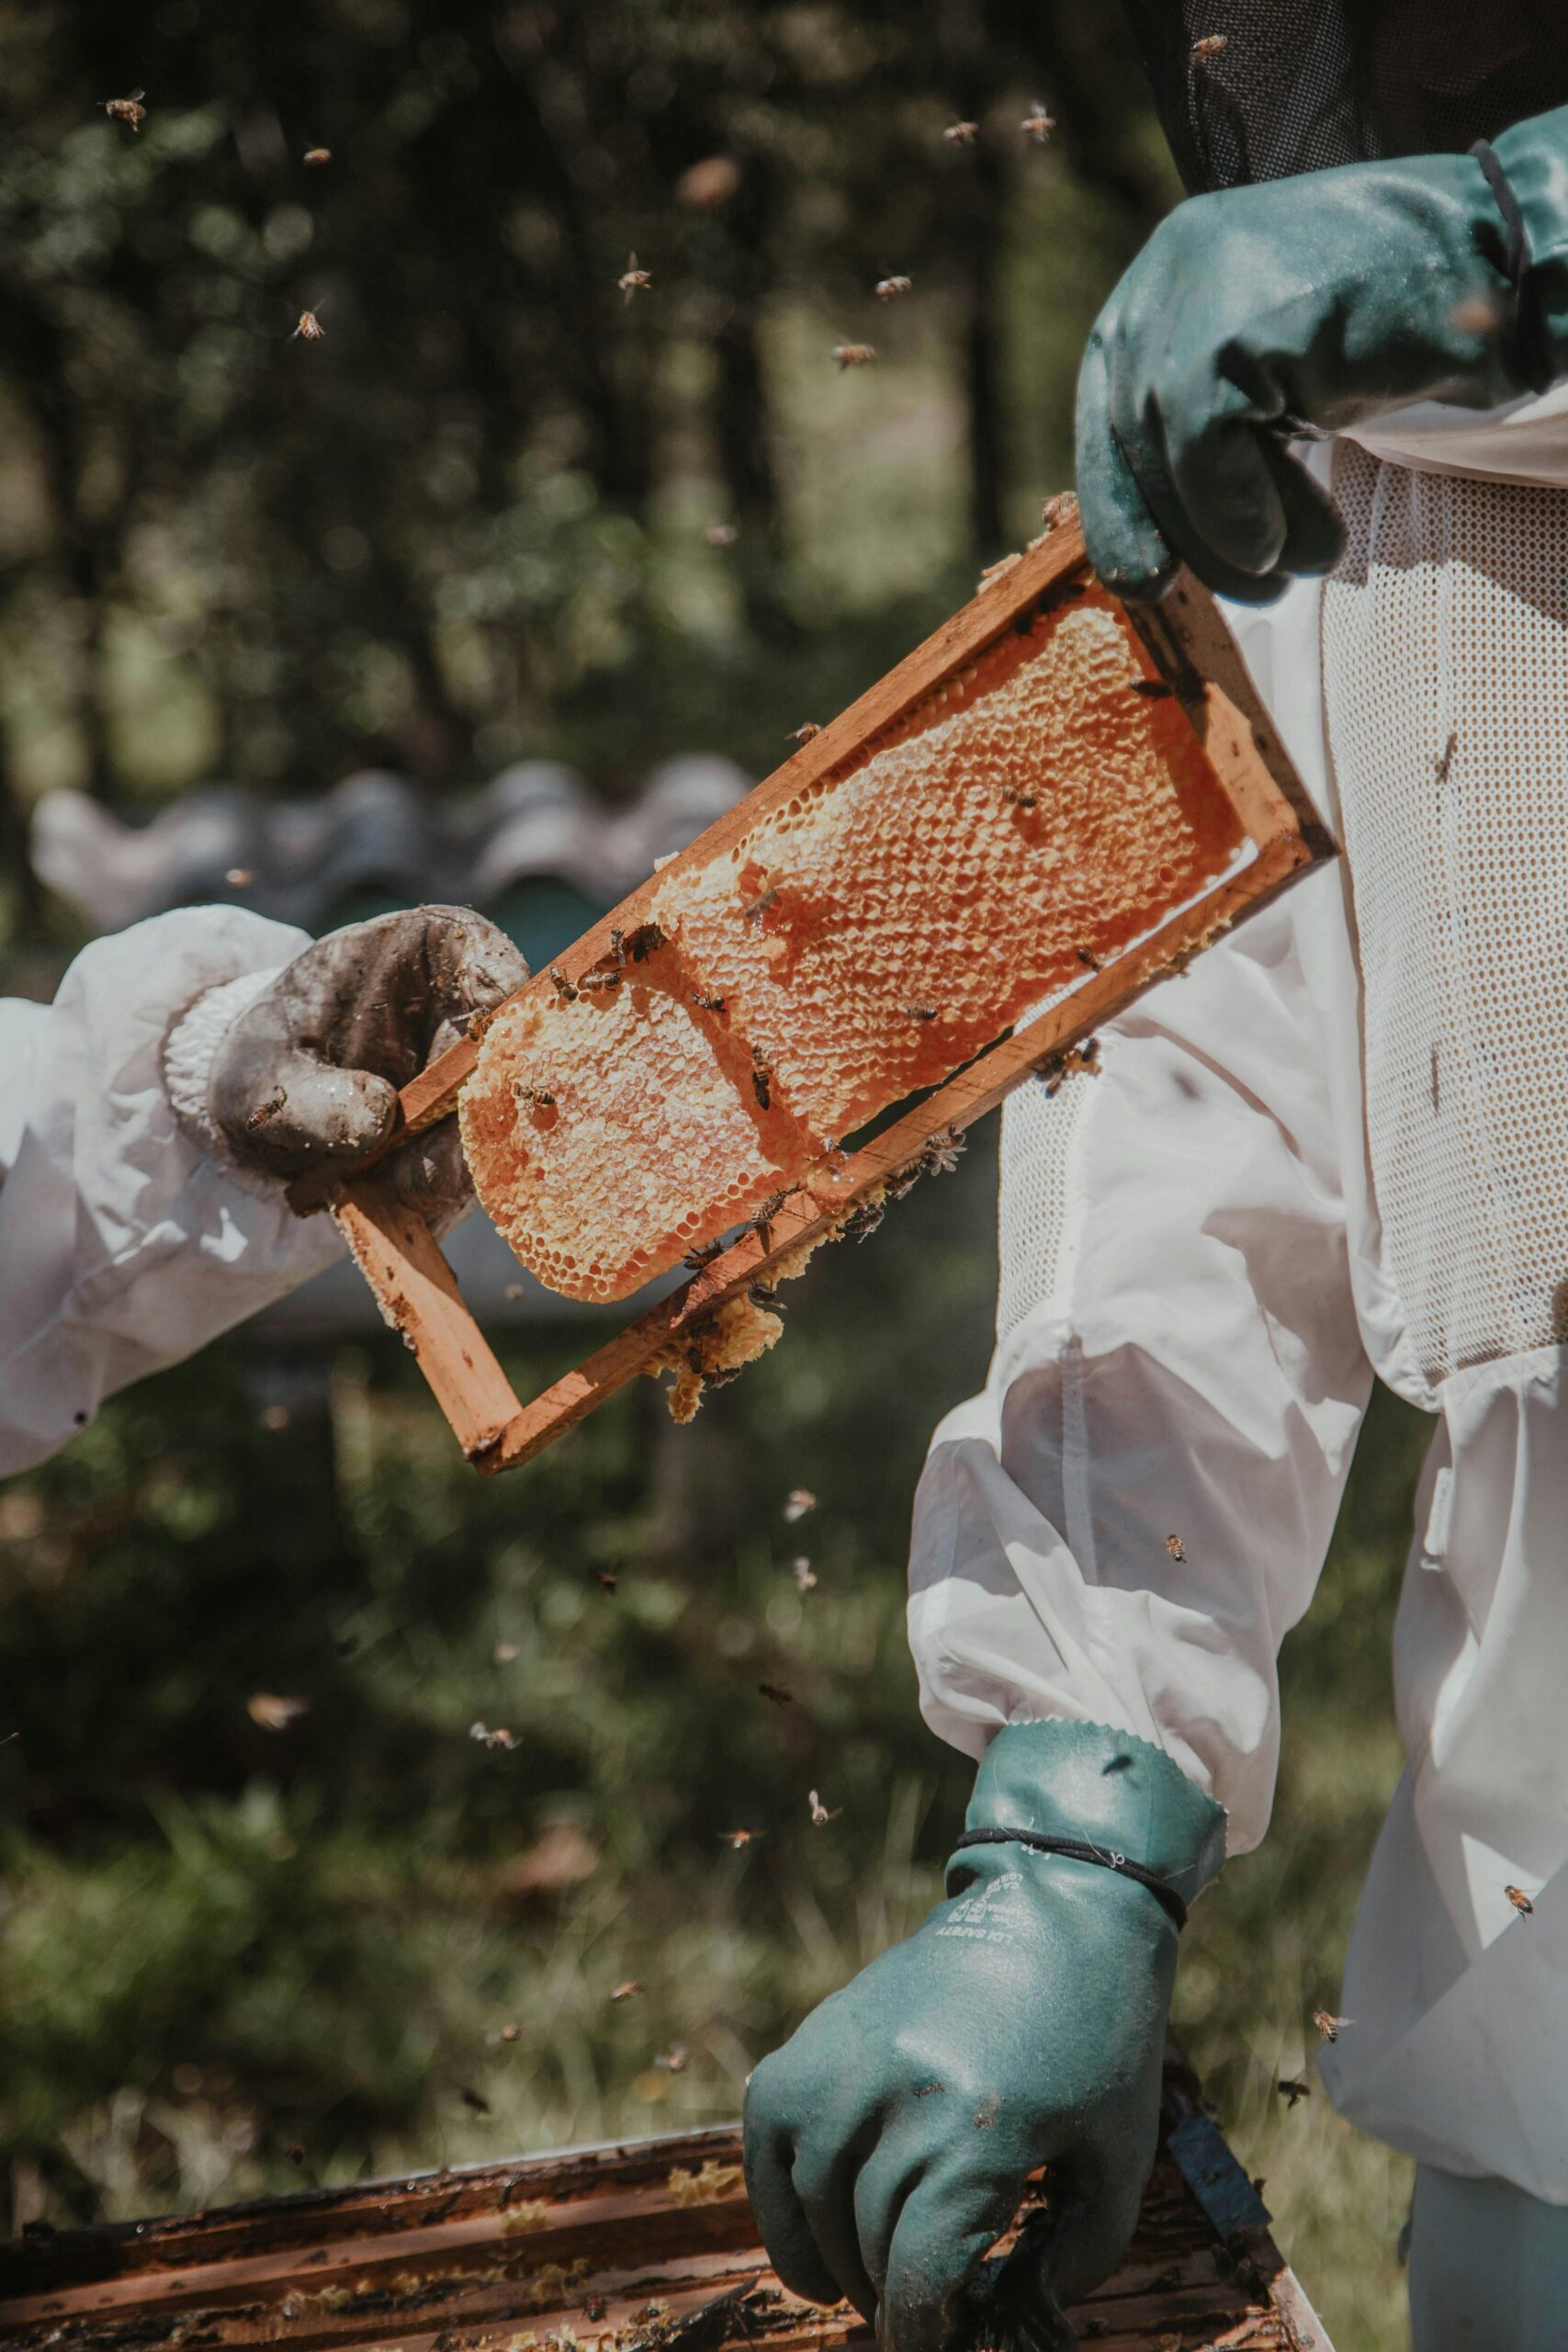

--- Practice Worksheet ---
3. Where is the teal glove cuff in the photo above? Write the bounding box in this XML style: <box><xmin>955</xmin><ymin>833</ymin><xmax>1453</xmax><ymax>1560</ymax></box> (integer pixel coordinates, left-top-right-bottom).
<box><xmin>956</xmin><ymin>1719</ymin><xmax>1226</xmax><ymax>1917</ymax></box>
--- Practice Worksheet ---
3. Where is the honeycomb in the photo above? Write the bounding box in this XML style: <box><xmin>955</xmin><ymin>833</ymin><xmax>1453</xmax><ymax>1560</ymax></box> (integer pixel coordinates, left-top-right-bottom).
<box><xmin>462</xmin><ymin>586</ymin><xmax>1247</xmax><ymax>1303</ymax></box>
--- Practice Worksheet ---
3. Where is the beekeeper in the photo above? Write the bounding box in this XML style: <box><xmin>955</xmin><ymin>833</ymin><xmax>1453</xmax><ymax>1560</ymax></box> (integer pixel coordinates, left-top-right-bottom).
<box><xmin>746</xmin><ymin>22</ymin><xmax>1568</xmax><ymax>2352</ymax></box>
<box><xmin>0</xmin><ymin>906</ymin><xmax>525</xmax><ymax>1475</ymax></box>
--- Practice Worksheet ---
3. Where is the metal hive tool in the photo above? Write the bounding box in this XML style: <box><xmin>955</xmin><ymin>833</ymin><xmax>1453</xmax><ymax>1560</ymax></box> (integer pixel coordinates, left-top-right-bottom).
<box><xmin>0</xmin><ymin>2060</ymin><xmax>1335</xmax><ymax>2350</ymax></box>
<box><xmin>291</xmin><ymin>514</ymin><xmax>1334</xmax><ymax>1473</ymax></box>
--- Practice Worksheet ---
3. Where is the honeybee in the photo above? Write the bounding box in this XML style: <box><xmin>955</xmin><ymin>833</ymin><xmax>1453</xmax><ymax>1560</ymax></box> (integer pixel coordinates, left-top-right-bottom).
<box><xmin>1313</xmin><ymin>2008</ymin><xmax>1350</xmax><ymax>2042</ymax></box>
<box><xmin>1506</xmin><ymin>1883</ymin><xmax>1536</xmax><ymax>1916</ymax></box>
<box><xmin>246</xmin><ymin>1086</ymin><xmax>287</xmax><ymax>1131</ymax></box>
<box><xmin>840</xmin><ymin>1198</ymin><xmax>886</xmax><ymax>1244</ymax></box>
<box><xmin>1130</xmin><ymin>676</ymin><xmax>1174</xmax><ymax>699</ymax></box>
<box><xmin>1191</xmin><ymin>33</ymin><xmax>1229</xmax><ymax>57</ymax></box>
<box><xmin>1002</xmin><ymin>786</ymin><xmax>1037</xmax><ymax>810</ymax></box>
<box><xmin>1277</xmin><ymin>2078</ymin><xmax>1310</xmax><ymax>2109</ymax></box>
<box><xmin>302</xmin><ymin>145</ymin><xmax>332</xmax><ymax>165</ymax></box>
<box><xmin>793</xmin><ymin>1558</ymin><xmax>817</xmax><ymax>1592</ymax></box>
<box><xmin>609</xmin><ymin>927</ymin><xmax>626</xmax><ymax>966</ymax></box>
<box><xmin>611</xmin><ymin>1980</ymin><xmax>643</xmax><ymax>2002</ymax></box>
<box><xmin>623</xmin><ymin>920</ymin><xmax>665</xmax><ymax>961</ymax></box>
<box><xmin>292</xmin><ymin>309</ymin><xmax>326</xmax><ymax>341</ymax></box>
<box><xmin>923</xmin><ymin>1125</ymin><xmax>965</xmax><ymax>1176</ymax></box>
<box><xmin>705</xmin><ymin>521</ymin><xmax>739</xmax><ymax>547</ymax></box>
<box><xmin>808</xmin><ymin>1789</ymin><xmax>843</xmax><ymax>1826</ymax></box>
<box><xmin>757</xmin><ymin>1681</ymin><xmax>794</xmax><ymax>1706</ymax></box>
<box><xmin>751</xmin><ymin>1058</ymin><xmax>772</xmax><ymax>1111</ymax></box>
<box><xmin>743</xmin><ymin>883</ymin><xmax>779</xmax><ymax>926</ymax></box>
<box><xmin>789</xmin><ymin>720</ymin><xmax>822</xmax><ymax>743</ymax></box>
<box><xmin>1077</xmin><ymin>946</ymin><xmax>1100</xmax><ymax>971</ymax></box>
<box><xmin>515</xmin><ymin>1082</ymin><xmax>554</xmax><ymax>1107</ymax></box>
<box><xmin>692</xmin><ymin>990</ymin><xmax>727</xmax><ymax>1012</ymax></box>
<box><xmin>655</xmin><ymin>2044</ymin><xmax>689</xmax><ymax>2074</ymax></box>
<box><xmin>747</xmin><ymin>1281</ymin><xmax>784</xmax><ymax>1312</ymax></box>
<box><xmin>549</xmin><ymin>965</ymin><xmax>578</xmax><ymax>1002</ymax></box>
<box><xmin>683</xmin><ymin>1238</ymin><xmax>725</xmax><ymax>1271</ymax></box>
<box><xmin>618</xmin><ymin>252</ymin><xmax>653</xmax><ymax>304</ymax></box>
<box><xmin>831</xmin><ymin>343</ymin><xmax>875</xmax><ymax>369</ymax></box>
<box><xmin>469</xmin><ymin>1722</ymin><xmax>518</xmax><ymax>1750</ymax></box>
<box><xmin>1165</xmin><ymin>1533</ymin><xmax>1187</xmax><ymax>1562</ymax></box>
<box><xmin>784</xmin><ymin>1487</ymin><xmax>817</xmax><ymax>1521</ymax></box>
<box><xmin>104</xmin><ymin>88</ymin><xmax>147</xmax><ymax>130</ymax></box>
<box><xmin>944</xmin><ymin>119</ymin><xmax>980</xmax><ymax>145</ymax></box>
<box><xmin>1020</xmin><ymin>101</ymin><xmax>1056</xmax><ymax>143</ymax></box>
<box><xmin>875</xmin><ymin>275</ymin><xmax>913</xmax><ymax>300</ymax></box>
<box><xmin>1040</xmin><ymin>490</ymin><xmax>1079</xmax><ymax>533</ymax></box>
<box><xmin>908</xmin><ymin>1004</ymin><xmax>939</xmax><ymax>1023</ymax></box>
<box><xmin>722</xmin><ymin>1826</ymin><xmax>763</xmax><ymax>1849</ymax></box>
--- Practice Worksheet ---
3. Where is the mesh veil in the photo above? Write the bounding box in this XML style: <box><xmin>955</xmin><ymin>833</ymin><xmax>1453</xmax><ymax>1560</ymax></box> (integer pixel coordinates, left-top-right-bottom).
<box><xmin>1122</xmin><ymin>1</ymin><xmax>1568</xmax><ymax>194</ymax></box>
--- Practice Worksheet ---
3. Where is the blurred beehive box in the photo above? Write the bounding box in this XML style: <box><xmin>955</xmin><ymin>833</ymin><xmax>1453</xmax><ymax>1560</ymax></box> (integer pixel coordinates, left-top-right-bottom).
<box><xmin>0</xmin><ymin>2062</ymin><xmax>1333</xmax><ymax>2351</ymax></box>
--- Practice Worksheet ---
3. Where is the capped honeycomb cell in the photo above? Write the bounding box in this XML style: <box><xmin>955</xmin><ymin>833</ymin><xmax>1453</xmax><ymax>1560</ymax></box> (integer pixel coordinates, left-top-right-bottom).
<box><xmin>464</xmin><ymin>585</ymin><xmax>1249</xmax><ymax>1302</ymax></box>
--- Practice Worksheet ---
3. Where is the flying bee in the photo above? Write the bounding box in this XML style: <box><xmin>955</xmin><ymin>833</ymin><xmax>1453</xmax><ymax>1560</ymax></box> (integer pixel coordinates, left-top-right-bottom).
<box><xmin>808</xmin><ymin>1789</ymin><xmax>842</xmax><ymax>1826</ymax></box>
<box><xmin>105</xmin><ymin>87</ymin><xmax>147</xmax><ymax>130</ymax></box>
<box><xmin>784</xmin><ymin>1487</ymin><xmax>817</xmax><ymax>1521</ymax></box>
<box><xmin>302</xmin><ymin>145</ymin><xmax>332</xmax><ymax>165</ymax></box>
<box><xmin>246</xmin><ymin>1086</ymin><xmax>288</xmax><ymax>1132</ymax></box>
<box><xmin>721</xmin><ymin>1826</ymin><xmax>763</xmax><ymax>1849</ymax></box>
<box><xmin>1191</xmin><ymin>32</ymin><xmax>1229</xmax><ymax>57</ymax></box>
<box><xmin>692</xmin><ymin>989</ymin><xmax>727</xmax><ymax>1012</ymax></box>
<box><xmin>831</xmin><ymin>342</ymin><xmax>876</xmax><ymax>369</ymax></box>
<box><xmin>655</xmin><ymin>2044</ymin><xmax>689</xmax><ymax>2074</ymax></box>
<box><xmin>611</xmin><ymin>1980</ymin><xmax>643</xmax><ymax>2002</ymax></box>
<box><xmin>1020</xmin><ymin>101</ymin><xmax>1056</xmax><ymax>143</ymax></box>
<box><xmin>1313</xmin><ymin>2007</ymin><xmax>1350</xmax><ymax>2043</ymax></box>
<box><xmin>1506</xmin><ymin>1883</ymin><xmax>1536</xmax><ymax>1916</ymax></box>
<box><xmin>1277</xmin><ymin>2078</ymin><xmax>1311</xmax><ymax>2109</ymax></box>
<box><xmin>875</xmin><ymin>274</ymin><xmax>913</xmax><ymax>300</ymax></box>
<box><xmin>469</xmin><ymin>1722</ymin><xmax>518</xmax><ymax>1750</ymax></box>
<box><xmin>705</xmin><ymin>521</ymin><xmax>739</xmax><ymax>547</ymax></box>
<box><xmin>549</xmin><ymin>965</ymin><xmax>578</xmax><ymax>1002</ymax></box>
<box><xmin>618</xmin><ymin>251</ymin><xmax>653</xmax><ymax>304</ymax></box>
<box><xmin>789</xmin><ymin>720</ymin><xmax>822</xmax><ymax>743</ymax></box>
<box><xmin>758</xmin><ymin>1681</ymin><xmax>794</xmax><ymax>1706</ymax></box>
<box><xmin>944</xmin><ymin>119</ymin><xmax>980</xmax><ymax>145</ymax></box>
<box><xmin>1166</xmin><ymin>1533</ymin><xmax>1187</xmax><ymax>1562</ymax></box>
<box><xmin>292</xmin><ymin>309</ymin><xmax>326</xmax><ymax>342</ymax></box>
<box><xmin>793</xmin><ymin>1557</ymin><xmax>817</xmax><ymax>1592</ymax></box>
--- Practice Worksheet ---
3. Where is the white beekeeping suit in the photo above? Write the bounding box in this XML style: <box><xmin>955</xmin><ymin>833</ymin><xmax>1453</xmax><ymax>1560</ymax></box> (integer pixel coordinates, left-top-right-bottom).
<box><xmin>908</xmin><ymin>390</ymin><xmax>1568</xmax><ymax>2208</ymax></box>
<box><xmin>0</xmin><ymin>910</ymin><xmax>341</xmax><ymax>1475</ymax></box>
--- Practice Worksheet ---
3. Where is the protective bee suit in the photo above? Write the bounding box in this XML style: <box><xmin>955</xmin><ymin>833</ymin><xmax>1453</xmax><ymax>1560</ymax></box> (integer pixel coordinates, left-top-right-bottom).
<box><xmin>747</xmin><ymin>17</ymin><xmax>1568</xmax><ymax>2352</ymax></box>
<box><xmin>0</xmin><ymin>904</ymin><xmax>525</xmax><ymax>1476</ymax></box>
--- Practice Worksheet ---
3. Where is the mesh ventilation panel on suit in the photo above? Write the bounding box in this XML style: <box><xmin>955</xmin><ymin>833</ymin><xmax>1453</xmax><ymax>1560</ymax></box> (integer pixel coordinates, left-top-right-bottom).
<box><xmin>1324</xmin><ymin>442</ymin><xmax>1568</xmax><ymax>1385</ymax></box>
<box><xmin>996</xmin><ymin>1046</ymin><xmax>1098</xmax><ymax>1343</ymax></box>
<box><xmin>462</xmin><ymin>593</ymin><xmax>1250</xmax><ymax>1304</ymax></box>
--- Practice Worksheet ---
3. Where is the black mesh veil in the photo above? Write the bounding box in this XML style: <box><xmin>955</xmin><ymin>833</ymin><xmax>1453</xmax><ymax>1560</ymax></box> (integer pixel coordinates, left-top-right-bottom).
<box><xmin>1122</xmin><ymin>2</ymin><xmax>1568</xmax><ymax>195</ymax></box>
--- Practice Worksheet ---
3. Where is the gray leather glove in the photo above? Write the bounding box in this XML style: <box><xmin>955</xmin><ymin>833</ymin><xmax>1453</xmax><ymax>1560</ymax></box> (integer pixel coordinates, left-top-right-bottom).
<box><xmin>209</xmin><ymin>906</ymin><xmax>526</xmax><ymax>1224</ymax></box>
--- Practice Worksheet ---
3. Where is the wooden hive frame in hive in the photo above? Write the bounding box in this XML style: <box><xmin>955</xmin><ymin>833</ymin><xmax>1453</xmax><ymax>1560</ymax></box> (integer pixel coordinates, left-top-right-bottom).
<box><xmin>291</xmin><ymin>515</ymin><xmax>1334</xmax><ymax>1474</ymax></box>
<box><xmin>0</xmin><ymin>2058</ymin><xmax>1335</xmax><ymax>2350</ymax></box>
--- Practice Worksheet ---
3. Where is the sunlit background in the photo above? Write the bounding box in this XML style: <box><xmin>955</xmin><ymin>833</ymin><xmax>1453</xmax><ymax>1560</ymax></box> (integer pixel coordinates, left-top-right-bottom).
<box><xmin>0</xmin><ymin>6</ymin><xmax>1427</xmax><ymax>2343</ymax></box>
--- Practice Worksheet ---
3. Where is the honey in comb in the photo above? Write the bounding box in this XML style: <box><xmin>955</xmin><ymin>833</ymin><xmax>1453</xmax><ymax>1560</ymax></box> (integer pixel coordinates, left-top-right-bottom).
<box><xmin>465</xmin><ymin>592</ymin><xmax>1247</xmax><ymax>1303</ymax></box>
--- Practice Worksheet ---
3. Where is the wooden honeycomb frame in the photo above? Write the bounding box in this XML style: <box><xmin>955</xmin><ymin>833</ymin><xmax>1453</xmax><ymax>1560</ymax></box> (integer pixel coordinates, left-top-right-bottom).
<box><xmin>295</xmin><ymin>518</ymin><xmax>1334</xmax><ymax>1474</ymax></box>
<box><xmin>0</xmin><ymin>2064</ymin><xmax>1336</xmax><ymax>2349</ymax></box>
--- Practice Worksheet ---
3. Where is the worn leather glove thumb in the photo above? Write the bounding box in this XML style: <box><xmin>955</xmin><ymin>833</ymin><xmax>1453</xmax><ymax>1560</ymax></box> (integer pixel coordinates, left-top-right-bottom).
<box><xmin>743</xmin><ymin>1721</ymin><xmax>1224</xmax><ymax>2352</ymax></box>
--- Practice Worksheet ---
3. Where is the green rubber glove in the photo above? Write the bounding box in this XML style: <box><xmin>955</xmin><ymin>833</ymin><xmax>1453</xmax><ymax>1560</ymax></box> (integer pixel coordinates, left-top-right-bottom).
<box><xmin>1077</xmin><ymin>103</ymin><xmax>1568</xmax><ymax>605</ymax></box>
<box><xmin>742</xmin><ymin>1720</ymin><xmax>1225</xmax><ymax>2352</ymax></box>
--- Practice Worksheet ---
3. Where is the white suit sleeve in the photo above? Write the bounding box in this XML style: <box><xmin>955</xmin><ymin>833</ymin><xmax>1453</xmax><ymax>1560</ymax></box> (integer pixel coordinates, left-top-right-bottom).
<box><xmin>0</xmin><ymin>907</ymin><xmax>344</xmax><ymax>1476</ymax></box>
<box><xmin>908</xmin><ymin>871</ymin><xmax>1374</xmax><ymax>1854</ymax></box>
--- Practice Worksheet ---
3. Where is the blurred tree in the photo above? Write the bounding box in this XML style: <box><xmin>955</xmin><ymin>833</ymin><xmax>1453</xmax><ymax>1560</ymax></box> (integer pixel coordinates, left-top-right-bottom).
<box><xmin>0</xmin><ymin>0</ymin><xmax>1169</xmax><ymax>834</ymax></box>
